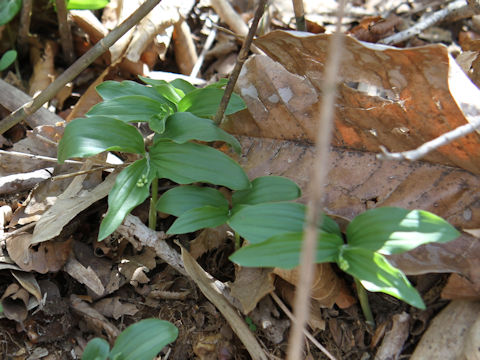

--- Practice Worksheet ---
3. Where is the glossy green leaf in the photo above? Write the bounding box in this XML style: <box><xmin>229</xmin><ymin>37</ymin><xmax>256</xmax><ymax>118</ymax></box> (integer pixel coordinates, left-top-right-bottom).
<box><xmin>157</xmin><ymin>112</ymin><xmax>241</xmax><ymax>153</ymax></box>
<box><xmin>0</xmin><ymin>0</ymin><xmax>22</xmax><ymax>26</ymax></box>
<box><xmin>178</xmin><ymin>88</ymin><xmax>246</xmax><ymax>117</ymax></box>
<box><xmin>0</xmin><ymin>49</ymin><xmax>17</xmax><ymax>71</ymax></box>
<box><xmin>95</xmin><ymin>80</ymin><xmax>169</xmax><ymax>102</ymax></box>
<box><xmin>98</xmin><ymin>159</ymin><xmax>153</xmax><ymax>240</ymax></box>
<box><xmin>167</xmin><ymin>205</ymin><xmax>229</xmax><ymax>234</ymax></box>
<box><xmin>229</xmin><ymin>202</ymin><xmax>341</xmax><ymax>244</ymax></box>
<box><xmin>170</xmin><ymin>78</ymin><xmax>196</xmax><ymax>94</ymax></box>
<box><xmin>67</xmin><ymin>0</ymin><xmax>109</xmax><ymax>10</ymax></box>
<box><xmin>82</xmin><ymin>338</ymin><xmax>110</xmax><ymax>360</ymax></box>
<box><xmin>230</xmin><ymin>231</ymin><xmax>343</xmax><ymax>269</ymax></box>
<box><xmin>156</xmin><ymin>185</ymin><xmax>228</xmax><ymax>216</ymax></box>
<box><xmin>346</xmin><ymin>207</ymin><xmax>460</xmax><ymax>255</ymax></box>
<box><xmin>110</xmin><ymin>319</ymin><xmax>178</xmax><ymax>360</ymax></box>
<box><xmin>206</xmin><ymin>78</ymin><xmax>228</xmax><ymax>88</ymax></box>
<box><xmin>57</xmin><ymin>116</ymin><xmax>145</xmax><ymax>163</ymax></box>
<box><xmin>149</xmin><ymin>140</ymin><xmax>250</xmax><ymax>190</ymax></box>
<box><xmin>339</xmin><ymin>246</ymin><xmax>425</xmax><ymax>309</ymax></box>
<box><xmin>87</xmin><ymin>95</ymin><xmax>173</xmax><ymax>123</ymax></box>
<box><xmin>153</xmin><ymin>84</ymin><xmax>183</xmax><ymax>103</ymax></box>
<box><xmin>232</xmin><ymin>176</ymin><xmax>301</xmax><ymax>207</ymax></box>
<box><xmin>228</xmin><ymin>202</ymin><xmax>305</xmax><ymax>244</ymax></box>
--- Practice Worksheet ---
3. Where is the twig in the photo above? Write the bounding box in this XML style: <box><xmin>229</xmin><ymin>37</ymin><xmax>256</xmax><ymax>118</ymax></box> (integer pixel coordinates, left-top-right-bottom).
<box><xmin>286</xmin><ymin>0</ymin><xmax>346</xmax><ymax>359</ymax></box>
<box><xmin>55</xmin><ymin>0</ymin><xmax>75</xmax><ymax>64</ymax></box>
<box><xmin>0</xmin><ymin>149</ymin><xmax>83</xmax><ymax>165</ymax></box>
<box><xmin>270</xmin><ymin>292</ymin><xmax>337</xmax><ymax>360</ymax></box>
<box><xmin>379</xmin><ymin>0</ymin><xmax>467</xmax><ymax>45</ymax></box>
<box><xmin>292</xmin><ymin>0</ymin><xmax>306</xmax><ymax>31</ymax></box>
<box><xmin>213</xmin><ymin>0</ymin><xmax>267</xmax><ymax>125</ymax></box>
<box><xmin>210</xmin><ymin>0</ymin><xmax>249</xmax><ymax>37</ymax></box>
<box><xmin>377</xmin><ymin>116</ymin><xmax>480</xmax><ymax>161</ymax></box>
<box><xmin>190</xmin><ymin>15</ymin><xmax>219</xmax><ymax>78</ymax></box>
<box><xmin>17</xmin><ymin>0</ymin><xmax>33</xmax><ymax>56</ymax></box>
<box><xmin>0</xmin><ymin>0</ymin><xmax>163</xmax><ymax>135</ymax></box>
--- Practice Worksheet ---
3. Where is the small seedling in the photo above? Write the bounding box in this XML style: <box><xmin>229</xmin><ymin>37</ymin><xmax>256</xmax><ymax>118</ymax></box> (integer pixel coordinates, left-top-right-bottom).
<box><xmin>82</xmin><ymin>318</ymin><xmax>178</xmax><ymax>360</ymax></box>
<box><xmin>230</xmin><ymin>206</ymin><xmax>460</xmax><ymax>324</ymax></box>
<box><xmin>0</xmin><ymin>50</ymin><xmax>17</xmax><ymax>72</ymax></box>
<box><xmin>57</xmin><ymin>77</ymin><xmax>248</xmax><ymax>240</ymax></box>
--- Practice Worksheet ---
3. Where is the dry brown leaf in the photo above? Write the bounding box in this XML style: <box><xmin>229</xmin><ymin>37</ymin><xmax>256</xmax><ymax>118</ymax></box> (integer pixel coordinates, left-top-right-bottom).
<box><xmin>410</xmin><ymin>300</ymin><xmax>480</xmax><ymax>360</ymax></box>
<box><xmin>227</xmin><ymin>31</ymin><xmax>480</xmax><ymax>174</ymax></box>
<box><xmin>6</xmin><ymin>233</ymin><xmax>72</xmax><ymax>273</ymax></box>
<box><xmin>441</xmin><ymin>273</ymin><xmax>480</xmax><ymax>300</ymax></box>
<box><xmin>190</xmin><ymin>225</ymin><xmax>230</xmax><ymax>259</ymax></box>
<box><xmin>93</xmin><ymin>296</ymin><xmax>138</xmax><ymax>320</ymax></box>
<box><xmin>229</xmin><ymin>267</ymin><xmax>275</xmax><ymax>314</ymax></box>
<box><xmin>1</xmin><ymin>283</ymin><xmax>29</xmax><ymax>323</ymax></box>
<box><xmin>29</xmin><ymin>40</ymin><xmax>57</xmax><ymax>98</ymax></box>
<box><xmin>118</xmin><ymin>247</ymin><xmax>157</xmax><ymax>286</ymax></box>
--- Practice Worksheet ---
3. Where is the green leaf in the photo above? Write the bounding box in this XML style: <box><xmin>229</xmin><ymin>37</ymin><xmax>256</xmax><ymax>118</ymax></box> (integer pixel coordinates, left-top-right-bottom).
<box><xmin>82</xmin><ymin>338</ymin><xmax>110</xmax><ymax>360</ymax></box>
<box><xmin>167</xmin><ymin>205</ymin><xmax>229</xmax><ymax>234</ymax></box>
<box><xmin>232</xmin><ymin>176</ymin><xmax>301</xmax><ymax>207</ymax></box>
<box><xmin>170</xmin><ymin>78</ymin><xmax>196</xmax><ymax>94</ymax></box>
<box><xmin>228</xmin><ymin>202</ymin><xmax>305</xmax><ymax>244</ymax></box>
<box><xmin>156</xmin><ymin>185</ymin><xmax>228</xmax><ymax>216</ymax></box>
<box><xmin>230</xmin><ymin>231</ymin><xmax>343</xmax><ymax>269</ymax></box>
<box><xmin>109</xmin><ymin>319</ymin><xmax>178</xmax><ymax>360</ymax></box>
<box><xmin>178</xmin><ymin>88</ymin><xmax>246</xmax><ymax>118</ymax></box>
<box><xmin>98</xmin><ymin>159</ymin><xmax>153</xmax><ymax>241</ymax></box>
<box><xmin>149</xmin><ymin>140</ymin><xmax>250</xmax><ymax>190</ymax></box>
<box><xmin>95</xmin><ymin>81</ymin><xmax>169</xmax><ymax>102</ymax></box>
<box><xmin>57</xmin><ymin>116</ymin><xmax>145</xmax><ymax>163</ymax></box>
<box><xmin>153</xmin><ymin>84</ymin><xmax>183</xmax><ymax>104</ymax></box>
<box><xmin>346</xmin><ymin>207</ymin><xmax>460</xmax><ymax>255</ymax></box>
<box><xmin>67</xmin><ymin>0</ymin><xmax>109</xmax><ymax>10</ymax></box>
<box><xmin>0</xmin><ymin>50</ymin><xmax>17</xmax><ymax>71</ymax></box>
<box><xmin>156</xmin><ymin>112</ymin><xmax>241</xmax><ymax>153</ymax></box>
<box><xmin>0</xmin><ymin>0</ymin><xmax>22</xmax><ymax>26</ymax></box>
<box><xmin>229</xmin><ymin>202</ymin><xmax>341</xmax><ymax>244</ymax></box>
<box><xmin>339</xmin><ymin>246</ymin><xmax>425</xmax><ymax>309</ymax></box>
<box><xmin>87</xmin><ymin>95</ymin><xmax>174</xmax><ymax>123</ymax></box>
<box><xmin>206</xmin><ymin>78</ymin><xmax>228</xmax><ymax>88</ymax></box>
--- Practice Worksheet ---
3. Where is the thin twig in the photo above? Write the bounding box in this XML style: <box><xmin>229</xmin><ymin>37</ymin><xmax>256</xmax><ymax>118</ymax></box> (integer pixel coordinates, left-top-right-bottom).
<box><xmin>190</xmin><ymin>15</ymin><xmax>219</xmax><ymax>78</ymax></box>
<box><xmin>17</xmin><ymin>0</ymin><xmax>33</xmax><ymax>57</ymax></box>
<box><xmin>286</xmin><ymin>0</ymin><xmax>347</xmax><ymax>359</ymax></box>
<box><xmin>0</xmin><ymin>0</ymin><xmax>163</xmax><ymax>135</ymax></box>
<box><xmin>377</xmin><ymin>116</ymin><xmax>480</xmax><ymax>161</ymax></box>
<box><xmin>55</xmin><ymin>0</ymin><xmax>75</xmax><ymax>64</ymax></box>
<box><xmin>292</xmin><ymin>0</ymin><xmax>306</xmax><ymax>31</ymax></box>
<box><xmin>0</xmin><ymin>149</ymin><xmax>83</xmax><ymax>165</ymax></box>
<box><xmin>213</xmin><ymin>0</ymin><xmax>267</xmax><ymax>125</ymax></box>
<box><xmin>270</xmin><ymin>292</ymin><xmax>337</xmax><ymax>360</ymax></box>
<box><xmin>379</xmin><ymin>0</ymin><xmax>467</xmax><ymax>45</ymax></box>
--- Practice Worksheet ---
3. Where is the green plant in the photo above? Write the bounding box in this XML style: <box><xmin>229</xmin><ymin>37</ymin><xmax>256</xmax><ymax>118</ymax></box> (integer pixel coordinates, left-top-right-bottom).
<box><xmin>57</xmin><ymin>77</ymin><xmax>248</xmax><ymax>240</ymax></box>
<box><xmin>82</xmin><ymin>318</ymin><xmax>178</xmax><ymax>360</ymax></box>
<box><xmin>66</xmin><ymin>0</ymin><xmax>109</xmax><ymax>9</ymax></box>
<box><xmin>157</xmin><ymin>180</ymin><xmax>459</xmax><ymax>320</ymax></box>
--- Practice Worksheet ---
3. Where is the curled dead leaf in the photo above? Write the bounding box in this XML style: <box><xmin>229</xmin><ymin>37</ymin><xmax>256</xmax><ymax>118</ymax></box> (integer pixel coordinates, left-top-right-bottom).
<box><xmin>1</xmin><ymin>283</ymin><xmax>29</xmax><ymax>323</ymax></box>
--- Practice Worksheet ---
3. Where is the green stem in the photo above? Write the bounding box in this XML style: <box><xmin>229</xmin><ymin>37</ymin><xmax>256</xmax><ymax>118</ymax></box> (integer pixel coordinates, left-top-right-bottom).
<box><xmin>234</xmin><ymin>231</ymin><xmax>241</xmax><ymax>250</ymax></box>
<box><xmin>149</xmin><ymin>178</ymin><xmax>158</xmax><ymax>230</ymax></box>
<box><xmin>354</xmin><ymin>277</ymin><xmax>375</xmax><ymax>328</ymax></box>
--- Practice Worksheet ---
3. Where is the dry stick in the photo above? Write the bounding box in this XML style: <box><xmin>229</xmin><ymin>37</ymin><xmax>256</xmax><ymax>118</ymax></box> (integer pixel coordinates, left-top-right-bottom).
<box><xmin>213</xmin><ymin>0</ymin><xmax>267</xmax><ymax>126</ymax></box>
<box><xmin>55</xmin><ymin>0</ymin><xmax>75</xmax><ymax>64</ymax></box>
<box><xmin>286</xmin><ymin>1</ymin><xmax>347</xmax><ymax>359</ymax></box>
<box><xmin>0</xmin><ymin>149</ymin><xmax>84</xmax><ymax>165</ymax></box>
<box><xmin>270</xmin><ymin>292</ymin><xmax>337</xmax><ymax>360</ymax></box>
<box><xmin>292</xmin><ymin>0</ymin><xmax>306</xmax><ymax>31</ymax></box>
<box><xmin>190</xmin><ymin>15</ymin><xmax>219</xmax><ymax>78</ymax></box>
<box><xmin>379</xmin><ymin>0</ymin><xmax>466</xmax><ymax>45</ymax></box>
<box><xmin>17</xmin><ymin>0</ymin><xmax>33</xmax><ymax>57</ymax></box>
<box><xmin>0</xmin><ymin>0</ymin><xmax>163</xmax><ymax>135</ymax></box>
<box><xmin>377</xmin><ymin>116</ymin><xmax>480</xmax><ymax>161</ymax></box>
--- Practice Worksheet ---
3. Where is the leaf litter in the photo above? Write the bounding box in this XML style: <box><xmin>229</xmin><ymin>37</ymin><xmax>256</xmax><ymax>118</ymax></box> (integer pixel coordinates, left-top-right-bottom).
<box><xmin>1</xmin><ymin>0</ymin><xmax>480</xmax><ymax>359</ymax></box>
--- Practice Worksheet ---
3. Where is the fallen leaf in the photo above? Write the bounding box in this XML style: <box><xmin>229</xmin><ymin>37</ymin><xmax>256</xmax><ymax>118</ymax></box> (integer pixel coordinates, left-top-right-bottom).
<box><xmin>93</xmin><ymin>296</ymin><xmax>138</xmax><ymax>320</ymax></box>
<box><xmin>1</xmin><ymin>283</ymin><xmax>29</xmax><ymax>323</ymax></box>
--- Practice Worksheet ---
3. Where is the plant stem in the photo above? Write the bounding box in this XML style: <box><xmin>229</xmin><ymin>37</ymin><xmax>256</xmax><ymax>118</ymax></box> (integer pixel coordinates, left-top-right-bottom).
<box><xmin>149</xmin><ymin>178</ymin><xmax>158</xmax><ymax>230</ymax></box>
<box><xmin>234</xmin><ymin>231</ymin><xmax>241</xmax><ymax>250</ymax></box>
<box><xmin>354</xmin><ymin>277</ymin><xmax>375</xmax><ymax>328</ymax></box>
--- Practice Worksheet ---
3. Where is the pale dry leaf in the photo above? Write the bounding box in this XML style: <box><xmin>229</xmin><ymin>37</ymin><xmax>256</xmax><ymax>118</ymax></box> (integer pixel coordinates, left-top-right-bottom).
<box><xmin>6</xmin><ymin>233</ymin><xmax>72</xmax><ymax>274</ymax></box>
<box><xmin>410</xmin><ymin>300</ymin><xmax>480</xmax><ymax>360</ymax></box>
<box><xmin>29</xmin><ymin>40</ymin><xmax>57</xmax><ymax>98</ymax></box>
<box><xmin>190</xmin><ymin>225</ymin><xmax>230</xmax><ymax>259</ymax></box>
<box><xmin>118</xmin><ymin>247</ymin><xmax>157</xmax><ymax>285</ymax></box>
<box><xmin>93</xmin><ymin>296</ymin><xmax>138</xmax><ymax>320</ymax></box>
<box><xmin>229</xmin><ymin>267</ymin><xmax>275</xmax><ymax>314</ymax></box>
<box><xmin>1</xmin><ymin>283</ymin><xmax>29</xmax><ymax>323</ymax></box>
<box><xmin>11</xmin><ymin>270</ymin><xmax>42</xmax><ymax>302</ymax></box>
<box><xmin>441</xmin><ymin>273</ymin><xmax>480</xmax><ymax>300</ymax></box>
